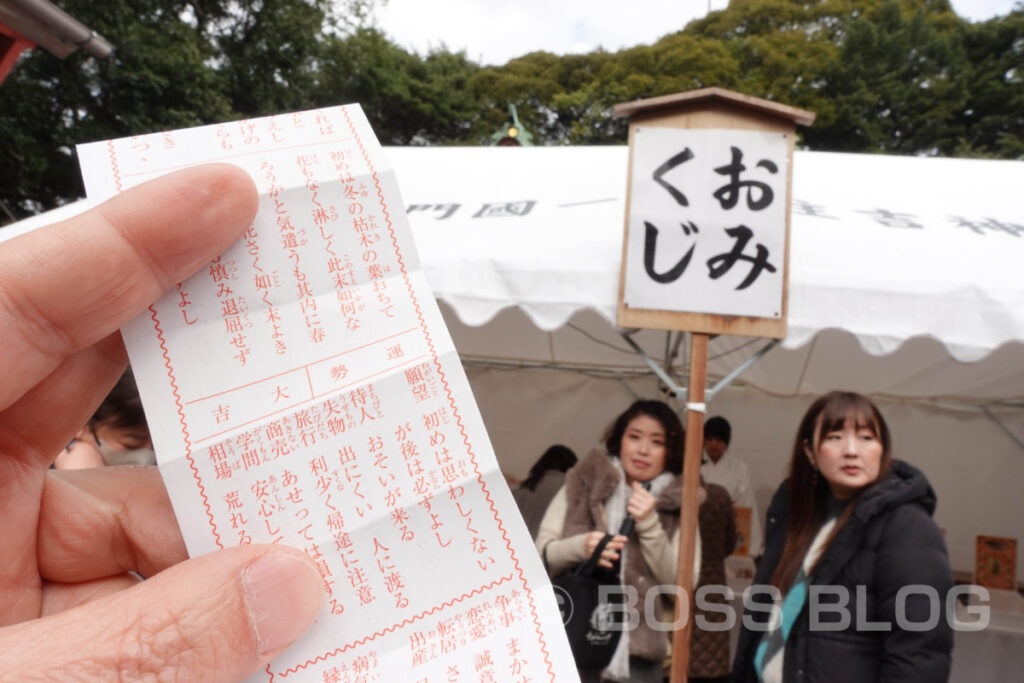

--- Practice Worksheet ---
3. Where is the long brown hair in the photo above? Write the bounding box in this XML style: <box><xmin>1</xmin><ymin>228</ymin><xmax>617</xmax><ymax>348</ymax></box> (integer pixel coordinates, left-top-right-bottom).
<box><xmin>769</xmin><ymin>391</ymin><xmax>893</xmax><ymax>592</ymax></box>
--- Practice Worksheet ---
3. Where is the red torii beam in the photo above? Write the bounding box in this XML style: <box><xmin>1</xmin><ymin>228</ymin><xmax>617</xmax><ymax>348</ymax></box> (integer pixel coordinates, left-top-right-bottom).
<box><xmin>0</xmin><ymin>0</ymin><xmax>112</xmax><ymax>86</ymax></box>
<box><xmin>0</xmin><ymin>22</ymin><xmax>33</xmax><ymax>84</ymax></box>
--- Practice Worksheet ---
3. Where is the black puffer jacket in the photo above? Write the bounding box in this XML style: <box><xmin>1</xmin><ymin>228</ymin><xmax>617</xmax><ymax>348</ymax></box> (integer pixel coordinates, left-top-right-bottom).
<box><xmin>732</xmin><ymin>460</ymin><xmax>953</xmax><ymax>683</ymax></box>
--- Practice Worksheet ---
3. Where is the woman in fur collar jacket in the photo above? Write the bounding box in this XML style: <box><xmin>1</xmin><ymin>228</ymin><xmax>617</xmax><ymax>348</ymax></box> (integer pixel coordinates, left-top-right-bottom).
<box><xmin>536</xmin><ymin>399</ymin><xmax>701</xmax><ymax>683</ymax></box>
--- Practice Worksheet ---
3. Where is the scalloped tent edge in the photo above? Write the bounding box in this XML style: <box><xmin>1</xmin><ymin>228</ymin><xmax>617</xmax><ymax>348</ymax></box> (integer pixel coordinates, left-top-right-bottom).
<box><xmin>382</xmin><ymin>145</ymin><xmax>1024</xmax><ymax>408</ymax></box>
<box><xmin>4</xmin><ymin>145</ymin><xmax>1022</xmax><ymax>405</ymax></box>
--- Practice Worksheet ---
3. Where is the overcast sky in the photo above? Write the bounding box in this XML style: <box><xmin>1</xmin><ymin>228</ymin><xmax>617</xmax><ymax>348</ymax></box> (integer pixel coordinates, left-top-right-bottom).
<box><xmin>372</xmin><ymin>0</ymin><xmax>1020</xmax><ymax>66</ymax></box>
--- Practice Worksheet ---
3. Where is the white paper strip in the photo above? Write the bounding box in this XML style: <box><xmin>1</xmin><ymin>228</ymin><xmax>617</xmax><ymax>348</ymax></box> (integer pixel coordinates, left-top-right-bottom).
<box><xmin>78</xmin><ymin>105</ymin><xmax>577</xmax><ymax>683</ymax></box>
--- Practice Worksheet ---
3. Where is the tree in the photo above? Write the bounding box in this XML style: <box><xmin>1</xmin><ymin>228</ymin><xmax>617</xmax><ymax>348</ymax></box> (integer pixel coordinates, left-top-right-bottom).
<box><xmin>1</xmin><ymin>1</ymin><xmax>234</xmax><ymax>216</ymax></box>
<box><xmin>465</xmin><ymin>35</ymin><xmax>742</xmax><ymax>146</ymax></box>
<box><xmin>314</xmin><ymin>29</ymin><xmax>479</xmax><ymax>145</ymax></box>
<box><xmin>2</xmin><ymin>0</ymin><xmax>1017</xmax><ymax>223</ymax></box>
<box><xmin>0</xmin><ymin>0</ymin><xmax>381</xmax><ymax>220</ymax></box>
<box><xmin>214</xmin><ymin>0</ymin><xmax>334</xmax><ymax>116</ymax></box>
<box><xmin>807</xmin><ymin>0</ymin><xmax>970</xmax><ymax>154</ymax></box>
<box><xmin>466</xmin><ymin>51</ymin><xmax>576</xmax><ymax>144</ymax></box>
<box><xmin>954</xmin><ymin>8</ymin><xmax>1024</xmax><ymax>158</ymax></box>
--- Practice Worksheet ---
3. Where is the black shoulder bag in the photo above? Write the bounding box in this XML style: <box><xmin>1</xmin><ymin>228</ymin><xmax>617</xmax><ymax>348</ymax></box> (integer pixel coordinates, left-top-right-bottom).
<box><xmin>550</xmin><ymin>532</ymin><xmax>625</xmax><ymax>669</ymax></box>
<box><xmin>549</xmin><ymin>483</ymin><xmax>652</xmax><ymax>671</ymax></box>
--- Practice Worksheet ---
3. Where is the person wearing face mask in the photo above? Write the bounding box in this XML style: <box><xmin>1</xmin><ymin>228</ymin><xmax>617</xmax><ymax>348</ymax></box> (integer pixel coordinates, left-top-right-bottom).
<box><xmin>1</xmin><ymin>164</ymin><xmax>323</xmax><ymax>681</ymax></box>
<box><xmin>732</xmin><ymin>391</ymin><xmax>953</xmax><ymax>683</ymax></box>
<box><xmin>55</xmin><ymin>366</ymin><xmax>155</xmax><ymax>468</ymax></box>
<box><xmin>536</xmin><ymin>399</ymin><xmax>702</xmax><ymax>683</ymax></box>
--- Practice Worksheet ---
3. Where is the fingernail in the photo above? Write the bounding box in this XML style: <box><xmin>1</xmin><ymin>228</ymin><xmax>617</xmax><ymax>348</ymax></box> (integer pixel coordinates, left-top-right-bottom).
<box><xmin>243</xmin><ymin>553</ymin><xmax>324</xmax><ymax>657</ymax></box>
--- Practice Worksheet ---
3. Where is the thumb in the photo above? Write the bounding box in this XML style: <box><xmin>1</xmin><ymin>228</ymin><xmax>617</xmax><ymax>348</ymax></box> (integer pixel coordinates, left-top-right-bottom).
<box><xmin>0</xmin><ymin>545</ymin><xmax>323</xmax><ymax>681</ymax></box>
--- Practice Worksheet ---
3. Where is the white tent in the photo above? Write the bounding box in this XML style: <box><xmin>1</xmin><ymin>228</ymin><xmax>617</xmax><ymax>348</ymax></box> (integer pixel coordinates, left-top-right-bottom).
<box><xmin>384</xmin><ymin>146</ymin><xmax>1024</xmax><ymax>583</ymax></box>
<box><xmin>4</xmin><ymin>145</ymin><xmax>1022</xmax><ymax>581</ymax></box>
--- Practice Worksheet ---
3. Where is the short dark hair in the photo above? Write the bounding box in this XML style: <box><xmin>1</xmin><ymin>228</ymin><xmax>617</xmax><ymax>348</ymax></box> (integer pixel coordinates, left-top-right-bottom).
<box><xmin>603</xmin><ymin>400</ymin><xmax>684</xmax><ymax>475</ymax></box>
<box><xmin>91</xmin><ymin>366</ymin><xmax>148</xmax><ymax>435</ymax></box>
<box><xmin>703</xmin><ymin>416</ymin><xmax>731</xmax><ymax>445</ymax></box>
<box><xmin>520</xmin><ymin>445</ymin><xmax>578</xmax><ymax>491</ymax></box>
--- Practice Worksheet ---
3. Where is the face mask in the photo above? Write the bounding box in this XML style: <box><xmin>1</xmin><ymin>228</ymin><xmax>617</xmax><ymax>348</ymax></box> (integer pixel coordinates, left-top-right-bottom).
<box><xmin>96</xmin><ymin>440</ymin><xmax>156</xmax><ymax>466</ymax></box>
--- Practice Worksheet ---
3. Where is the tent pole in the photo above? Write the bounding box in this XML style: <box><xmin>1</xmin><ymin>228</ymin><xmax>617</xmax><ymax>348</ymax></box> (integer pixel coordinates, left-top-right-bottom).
<box><xmin>667</xmin><ymin>331</ymin><xmax>685</xmax><ymax>370</ymax></box>
<box><xmin>669</xmin><ymin>332</ymin><xmax>707</xmax><ymax>682</ymax></box>
<box><xmin>706</xmin><ymin>339</ymin><xmax>778</xmax><ymax>401</ymax></box>
<box><xmin>462</xmin><ymin>358</ymin><xmax>653</xmax><ymax>376</ymax></box>
<box><xmin>620</xmin><ymin>331</ymin><xmax>686</xmax><ymax>398</ymax></box>
<box><xmin>617</xmin><ymin>376</ymin><xmax>642</xmax><ymax>400</ymax></box>
<box><xmin>981</xmin><ymin>405</ymin><xmax>1024</xmax><ymax>452</ymax></box>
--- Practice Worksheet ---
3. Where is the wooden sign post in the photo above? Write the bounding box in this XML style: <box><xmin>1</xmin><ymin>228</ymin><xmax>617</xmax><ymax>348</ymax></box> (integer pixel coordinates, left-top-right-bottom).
<box><xmin>613</xmin><ymin>88</ymin><xmax>814</xmax><ymax>682</ymax></box>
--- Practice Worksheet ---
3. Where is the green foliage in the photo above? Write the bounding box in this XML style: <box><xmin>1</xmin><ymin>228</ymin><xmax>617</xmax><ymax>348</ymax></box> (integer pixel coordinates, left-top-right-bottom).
<box><xmin>0</xmin><ymin>0</ymin><xmax>482</xmax><ymax>217</ymax></box>
<box><xmin>954</xmin><ymin>8</ymin><xmax>1024</xmax><ymax>158</ymax></box>
<box><xmin>215</xmin><ymin>0</ymin><xmax>333</xmax><ymax>116</ymax></box>
<box><xmin>465</xmin><ymin>35</ymin><xmax>743</xmax><ymax>146</ymax></box>
<box><xmin>2</xmin><ymin>0</ymin><xmax>1021</xmax><ymax>222</ymax></box>
<box><xmin>806</xmin><ymin>1</ymin><xmax>971</xmax><ymax>154</ymax></box>
<box><xmin>0</xmin><ymin>1</ymin><xmax>327</xmax><ymax>216</ymax></box>
<box><xmin>314</xmin><ymin>29</ymin><xmax>480</xmax><ymax>144</ymax></box>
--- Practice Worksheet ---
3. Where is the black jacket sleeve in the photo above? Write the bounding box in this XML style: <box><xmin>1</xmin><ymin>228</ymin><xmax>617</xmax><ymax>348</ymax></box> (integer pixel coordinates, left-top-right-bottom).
<box><xmin>873</xmin><ymin>503</ymin><xmax>954</xmax><ymax>682</ymax></box>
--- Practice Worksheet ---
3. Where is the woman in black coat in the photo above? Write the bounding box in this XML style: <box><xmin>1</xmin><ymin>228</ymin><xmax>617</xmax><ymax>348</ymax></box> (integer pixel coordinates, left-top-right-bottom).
<box><xmin>732</xmin><ymin>391</ymin><xmax>953</xmax><ymax>683</ymax></box>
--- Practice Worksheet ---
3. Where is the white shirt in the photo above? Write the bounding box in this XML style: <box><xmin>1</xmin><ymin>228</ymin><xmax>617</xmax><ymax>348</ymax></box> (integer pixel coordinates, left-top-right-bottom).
<box><xmin>701</xmin><ymin>452</ymin><xmax>762</xmax><ymax>556</ymax></box>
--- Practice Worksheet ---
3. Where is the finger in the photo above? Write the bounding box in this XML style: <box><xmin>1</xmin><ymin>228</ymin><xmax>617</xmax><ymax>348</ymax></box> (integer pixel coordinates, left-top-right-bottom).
<box><xmin>1</xmin><ymin>334</ymin><xmax>127</xmax><ymax>466</ymax></box>
<box><xmin>37</xmin><ymin>467</ymin><xmax>187</xmax><ymax>583</ymax></box>
<box><xmin>630</xmin><ymin>487</ymin><xmax>652</xmax><ymax>502</ymax></box>
<box><xmin>0</xmin><ymin>163</ymin><xmax>258</xmax><ymax>414</ymax></box>
<box><xmin>0</xmin><ymin>545</ymin><xmax>324</xmax><ymax>681</ymax></box>
<box><xmin>41</xmin><ymin>575</ymin><xmax>141</xmax><ymax>615</ymax></box>
<box><xmin>0</xmin><ymin>345</ymin><xmax>131</xmax><ymax>626</ymax></box>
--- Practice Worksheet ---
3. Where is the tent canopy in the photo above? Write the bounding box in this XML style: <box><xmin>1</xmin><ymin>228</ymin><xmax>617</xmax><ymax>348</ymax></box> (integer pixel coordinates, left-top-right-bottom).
<box><xmin>384</xmin><ymin>146</ymin><xmax>1024</xmax><ymax>405</ymax></box>
<box><xmin>4</xmin><ymin>145</ymin><xmax>1022</xmax><ymax>404</ymax></box>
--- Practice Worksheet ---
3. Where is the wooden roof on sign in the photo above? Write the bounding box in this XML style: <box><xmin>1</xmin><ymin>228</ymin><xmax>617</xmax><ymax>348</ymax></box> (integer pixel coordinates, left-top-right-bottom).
<box><xmin>612</xmin><ymin>87</ymin><xmax>816</xmax><ymax>127</ymax></box>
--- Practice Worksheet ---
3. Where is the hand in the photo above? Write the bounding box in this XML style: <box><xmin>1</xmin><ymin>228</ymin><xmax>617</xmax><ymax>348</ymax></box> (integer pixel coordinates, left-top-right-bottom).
<box><xmin>583</xmin><ymin>531</ymin><xmax>627</xmax><ymax>569</ymax></box>
<box><xmin>626</xmin><ymin>481</ymin><xmax>657</xmax><ymax>522</ymax></box>
<box><xmin>0</xmin><ymin>165</ymin><xmax>324</xmax><ymax>680</ymax></box>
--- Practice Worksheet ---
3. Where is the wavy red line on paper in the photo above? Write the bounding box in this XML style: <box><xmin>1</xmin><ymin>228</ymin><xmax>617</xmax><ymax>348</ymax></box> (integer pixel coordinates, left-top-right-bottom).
<box><xmin>270</xmin><ymin>575</ymin><xmax>515</xmax><ymax>680</ymax></box>
<box><xmin>436</xmin><ymin>357</ymin><xmax>557</xmax><ymax>680</ymax></box>
<box><xmin>149</xmin><ymin>304</ymin><xmax>223</xmax><ymax>549</ymax></box>
<box><xmin>340</xmin><ymin>106</ymin><xmax>556</xmax><ymax>681</ymax></box>
<box><xmin>106</xmin><ymin>140</ymin><xmax>124</xmax><ymax>194</ymax></box>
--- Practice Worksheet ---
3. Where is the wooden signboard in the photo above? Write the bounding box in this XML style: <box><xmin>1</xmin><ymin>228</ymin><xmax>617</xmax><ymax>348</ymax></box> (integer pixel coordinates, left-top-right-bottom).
<box><xmin>976</xmin><ymin>535</ymin><xmax>1018</xmax><ymax>590</ymax></box>
<box><xmin>733</xmin><ymin>505</ymin><xmax>753</xmax><ymax>557</ymax></box>
<box><xmin>613</xmin><ymin>88</ymin><xmax>814</xmax><ymax>683</ymax></box>
<box><xmin>615</xmin><ymin>88</ymin><xmax>814</xmax><ymax>340</ymax></box>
